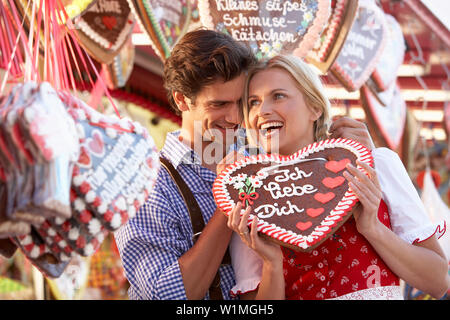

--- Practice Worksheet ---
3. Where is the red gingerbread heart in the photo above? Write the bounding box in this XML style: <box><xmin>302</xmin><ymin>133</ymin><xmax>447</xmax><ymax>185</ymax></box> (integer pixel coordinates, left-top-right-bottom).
<box><xmin>86</xmin><ymin>130</ymin><xmax>105</xmax><ymax>157</ymax></box>
<box><xmin>213</xmin><ymin>138</ymin><xmax>373</xmax><ymax>252</ymax></box>
<box><xmin>322</xmin><ymin>176</ymin><xmax>345</xmax><ymax>189</ymax></box>
<box><xmin>314</xmin><ymin>192</ymin><xmax>336</xmax><ymax>204</ymax></box>
<box><xmin>102</xmin><ymin>16</ymin><xmax>117</xmax><ymax>30</ymax></box>
<box><xmin>325</xmin><ymin>159</ymin><xmax>350</xmax><ymax>173</ymax></box>
<box><xmin>296</xmin><ymin>221</ymin><xmax>313</xmax><ymax>231</ymax></box>
<box><xmin>306</xmin><ymin>208</ymin><xmax>324</xmax><ymax>218</ymax></box>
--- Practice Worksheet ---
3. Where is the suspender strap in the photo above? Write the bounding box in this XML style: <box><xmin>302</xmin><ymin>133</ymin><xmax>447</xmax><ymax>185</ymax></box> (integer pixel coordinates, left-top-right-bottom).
<box><xmin>159</xmin><ymin>157</ymin><xmax>230</xmax><ymax>300</ymax></box>
<box><xmin>160</xmin><ymin>157</ymin><xmax>204</xmax><ymax>236</ymax></box>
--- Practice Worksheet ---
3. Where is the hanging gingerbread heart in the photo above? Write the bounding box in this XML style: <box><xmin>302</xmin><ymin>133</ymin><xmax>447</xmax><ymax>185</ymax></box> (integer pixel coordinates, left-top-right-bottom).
<box><xmin>74</xmin><ymin>0</ymin><xmax>136</xmax><ymax>64</ymax></box>
<box><xmin>13</xmin><ymin>231</ymin><xmax>70</xmax><ymax>278</ymax></box>
<box><xmin>213</xmin><ymin>138</ymin><xmax>373</xmax><ymax>252</ymax></box>
<box><xmin>102</xmin><ymin>36</ymin><xmax>135</xmax><ymax>89</ymax></box>
<box><xmin>60</xmin><ymin>92</ymin><xmax>159</xmax><ymax>232</ymax></box>
<box><xmin>368</xmin><ymin>14</ymin><xmax>406</xmax><ymax>93</ymax></box>
<box><xmin>360</xmin><ymin>82</ymin><xmax>406</xmax><ymax>151</ymax></box>
<box><xmin>307</xmin><ymin>0</ymin><xmax>359</xmax><ymax>73</ymax></box>
<box><xmin>198</xmin><ymin>0</ymin><xmax>331</xmax><ymax>60</ymax></box>
<box><xmin>330</xmin><ymin>0</ymin><xmax>388</xmax><ymax>92</ymax></box>
<box><xmin>128</xmin><ymin>0</ymin><xmax>192</xmax><ymax>60</ymax></box>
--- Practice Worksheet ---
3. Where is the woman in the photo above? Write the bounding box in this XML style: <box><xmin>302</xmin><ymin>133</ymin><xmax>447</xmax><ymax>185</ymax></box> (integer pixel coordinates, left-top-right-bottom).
<box><xmin>224</xmin><ymin>55</ymin><xmax>449</xmax><ymax>300</ymax></box>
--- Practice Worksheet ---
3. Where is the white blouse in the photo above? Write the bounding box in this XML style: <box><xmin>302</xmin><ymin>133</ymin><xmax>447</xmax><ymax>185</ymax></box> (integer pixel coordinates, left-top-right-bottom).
<box><xmin>229</xmin><ymin>147</ymin><xmax>445</xmax><ymax>299</ymax></box>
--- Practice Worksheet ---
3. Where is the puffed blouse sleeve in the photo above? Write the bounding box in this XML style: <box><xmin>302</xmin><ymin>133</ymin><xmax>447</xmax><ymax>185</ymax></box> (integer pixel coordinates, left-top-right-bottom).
<box><xmin>373</xmin><ymin>147</ymin><xmax>446</xmax><ymax>243</ymax></box>
<box><xmin>229</xmin><ymin>232</ymin><xmax>263</xmax><ymax>297</ymax></box>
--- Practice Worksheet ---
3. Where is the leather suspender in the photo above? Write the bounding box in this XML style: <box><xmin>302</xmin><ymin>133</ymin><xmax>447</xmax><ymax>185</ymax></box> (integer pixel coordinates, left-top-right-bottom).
<box><xmin>159</xmin><ymin>157</ymin><xmax>230</xmax><ymax>300</ymax></box>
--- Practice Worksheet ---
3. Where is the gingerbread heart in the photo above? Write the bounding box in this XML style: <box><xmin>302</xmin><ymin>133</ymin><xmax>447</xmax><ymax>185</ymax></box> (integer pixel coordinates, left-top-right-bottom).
<box><xmin>360</xmin><ymin>82</ymin><xmax>406</xmax><ymax>151</ymax></box>
<box><xmin>60</xmin><ymin>92</ymin><xmax>159</xmax><ymax>232</ymax></box>
<box><xmin>198</xmin><ymin>0</ymin><xmax>331</xmax><ymax>60</ymax></box>
<box><xmin>129</xmin><ymin>0</ymin><xmax>192</xmax><ymax>60</ymax></box>
<box><xmin>102</xmin><ymin>36</ymin><xmax>135</xmax><ymax>89</ymax></box>
<box><xmin>13</xmin><ymin>231</ymin><xmax>70</xmax><ymax>278</ymax></box>
<box><xmin>369</xmin><ymin>14</ymin><xmax>406</xmax><ymax>93</ymax></box>
<box><xmin>75</xmin><ymin>0</ymin><xmax>136</xmax><ymax>64</ymax></box>
<box><xmin>330</xmin><ymin>0</ymin><xmax>388</xmax><ymax>92</ymax></box>
<box><xmin>307</xmin><ymin>0</ymin><xmax>359</xmax><ymax>73</ymax></box>
<box><xmin>213</xmin><ymin>138</ymin><xmax>373</xmax><ymax>252</ymax></box>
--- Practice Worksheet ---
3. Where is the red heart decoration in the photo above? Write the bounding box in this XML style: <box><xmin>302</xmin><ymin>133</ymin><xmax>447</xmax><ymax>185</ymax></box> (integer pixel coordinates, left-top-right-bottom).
<box><xmin>325</xmin><ymin>159</ymin><xmax>350</xmax><ymax>173</ymax></box>
<box><xmin>314</xmin><ymin>192</ymin><xmax>336</xmax><ymax>204</ymax></box>
<box><xmin>322</xmin><ymin>176</ymin><xmax>345</xmax><ymax>189</ymax></box>
<box><xmin>87</xmin><ymin>129</ymin><xmax>104</xmax><ymax>157</ymax></box>
<box><xmin>213</xmin><ymin>138</ymin><xmax>373</xmax><ymax>252</ymax></box>
<box><xmin>296</xmin><ymin>221</ymin><xmax>313</xmax><ymax>231</ymax></box>
<box><xmin>77</xmin><ymin>146</ymin><xmax>92</xmax><ymax>168</ymax></box>
<box><xmin>306</xmin><ymin>208</ymin><xmax>324</xmax><ymax>218</ymax></box>
<box><xmin>102</xmin><ymin>16</ymin><xmax>117</xmax><ymax>30</ymax></box>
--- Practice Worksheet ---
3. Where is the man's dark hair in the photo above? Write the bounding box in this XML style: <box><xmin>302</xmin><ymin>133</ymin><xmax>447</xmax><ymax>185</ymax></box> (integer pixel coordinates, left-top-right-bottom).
<box><xmin>163</xmin><ymin>29</ymin><xmax>257</xmax><ymax>114</ymax></box>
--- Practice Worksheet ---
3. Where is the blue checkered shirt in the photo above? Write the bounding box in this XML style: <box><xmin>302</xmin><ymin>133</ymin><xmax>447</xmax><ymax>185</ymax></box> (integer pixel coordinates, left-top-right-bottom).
<box><xmin>114</xmin><ymin>130</ymin><xmax>236</xmax><ymax>300</ymax></box>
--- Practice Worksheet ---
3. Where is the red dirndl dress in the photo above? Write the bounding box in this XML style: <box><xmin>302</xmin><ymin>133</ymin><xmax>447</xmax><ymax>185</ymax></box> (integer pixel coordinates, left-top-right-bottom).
<box><xmin>282</xmin><ymin>199</ymin><xmax>401</xmax><ymax>299</ymax></box>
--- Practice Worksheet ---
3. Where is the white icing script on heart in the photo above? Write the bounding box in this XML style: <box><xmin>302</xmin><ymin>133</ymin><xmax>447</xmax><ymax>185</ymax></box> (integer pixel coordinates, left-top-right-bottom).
<box><xmin>255</xmin><ymin>200</ymin><xmax>305</xmax><ymax>219</ymax></box>
<box><xmin>225</xmin><ymin>158</ymin><xmax>324</xmax><ymax>219</ymax></box>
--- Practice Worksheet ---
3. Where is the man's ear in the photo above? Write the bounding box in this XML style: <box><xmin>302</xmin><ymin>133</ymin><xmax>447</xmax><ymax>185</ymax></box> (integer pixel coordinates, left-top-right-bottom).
<box><xmin>172</xmin><ymin>91</ymin><xmax>190</xmax><ymax>112</ymax></box>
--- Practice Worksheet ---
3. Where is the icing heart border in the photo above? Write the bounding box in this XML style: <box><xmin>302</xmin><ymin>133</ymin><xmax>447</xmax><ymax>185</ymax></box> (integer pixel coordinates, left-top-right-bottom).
<box><xmin>198</xmin><ymin>0</ymin><xmax>332</xmax><ymax>59</ymax></box>
<box><xmin>213</xmin><ymin>138</ymin><xmax>373</xmax><ymax>251</ymax></box>
<box><xmin>75</xmin><ymin>6</ymin><xmax>136</xmax><ymax>52</ymax></box>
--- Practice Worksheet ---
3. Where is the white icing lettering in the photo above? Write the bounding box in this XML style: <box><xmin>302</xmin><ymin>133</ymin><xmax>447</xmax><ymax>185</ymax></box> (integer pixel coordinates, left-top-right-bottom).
<box><xmin>263</xmin><ymin>182</ymin><xmax>317</xmax><ymax>199</ymax></box>
<box><xmin>255</xmin><ymin>200</ymin><xmax>304</xmax><ymax>219</ymax></box>
<box><xmin>266</xmin><ymin>0</ymin><xmax>308</xmax><ymax>14</ymax></box>
<box><xmin>273</xmin><ymin>168</ymin><xmax>313</xmax><ymax>182</ymax></box>
<box><xmin>216</xmin><ymin>0</ymin><xmax>259</xmax><ymax>11</ymax></box>
<box><xmin>231</xmin><ymin>27</ymin><xmax>297</xmax><ymax>43</ymax></box>
<box><xmin>90</xmin><ymin>0</ymin><xmax>121</xmax><ymax>14</ymax></box>
<box><xmin>88</xmin><ymin>133</ymin><xmax>150</xmax><ymax>204</ymax></box>
<box><xmin>223</xmin><ymin>13</ymin><xmax>286</xmax><ymax>28</ymax></box>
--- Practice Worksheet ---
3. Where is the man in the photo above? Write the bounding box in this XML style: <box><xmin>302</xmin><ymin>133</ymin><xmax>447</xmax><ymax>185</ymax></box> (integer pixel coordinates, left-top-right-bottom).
<box><xmin>114</xmin><ymin>29</ymin><xmax>376</xmax><ymax>300</ymax></box>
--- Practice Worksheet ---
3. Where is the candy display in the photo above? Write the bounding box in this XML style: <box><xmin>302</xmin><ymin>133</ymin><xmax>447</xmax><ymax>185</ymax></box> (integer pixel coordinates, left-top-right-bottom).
<box><xmin>0</xmin><ymin>82</ymin><xmax>159</xmax><ymax>278</ymax></box>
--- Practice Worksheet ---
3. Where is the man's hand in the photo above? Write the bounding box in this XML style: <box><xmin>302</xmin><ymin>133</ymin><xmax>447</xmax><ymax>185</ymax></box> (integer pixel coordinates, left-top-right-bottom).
<box><xmin>216</xmin><ymin>150</ymin><xmax>244</xmax><ymax>175</ymax></box>
<box><xmin>329</xmin><ymin>116</ymin><xmax>375</xmax><ymax>150</ymax></box>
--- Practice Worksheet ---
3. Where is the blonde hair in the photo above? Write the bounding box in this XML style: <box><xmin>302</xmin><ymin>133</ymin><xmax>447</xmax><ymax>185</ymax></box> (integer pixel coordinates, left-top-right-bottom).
<box><xmin>242</xmin><ymin>55</ymin><xmax>331</xmax><ymax>142</ymax></box>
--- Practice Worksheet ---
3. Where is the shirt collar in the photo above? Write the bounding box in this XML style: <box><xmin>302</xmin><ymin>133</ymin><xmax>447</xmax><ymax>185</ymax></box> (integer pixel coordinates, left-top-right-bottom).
<box><xmin>160</xmin><ymin>130</ymin><xmax>202</xmax><ymax>169</ymax></box>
